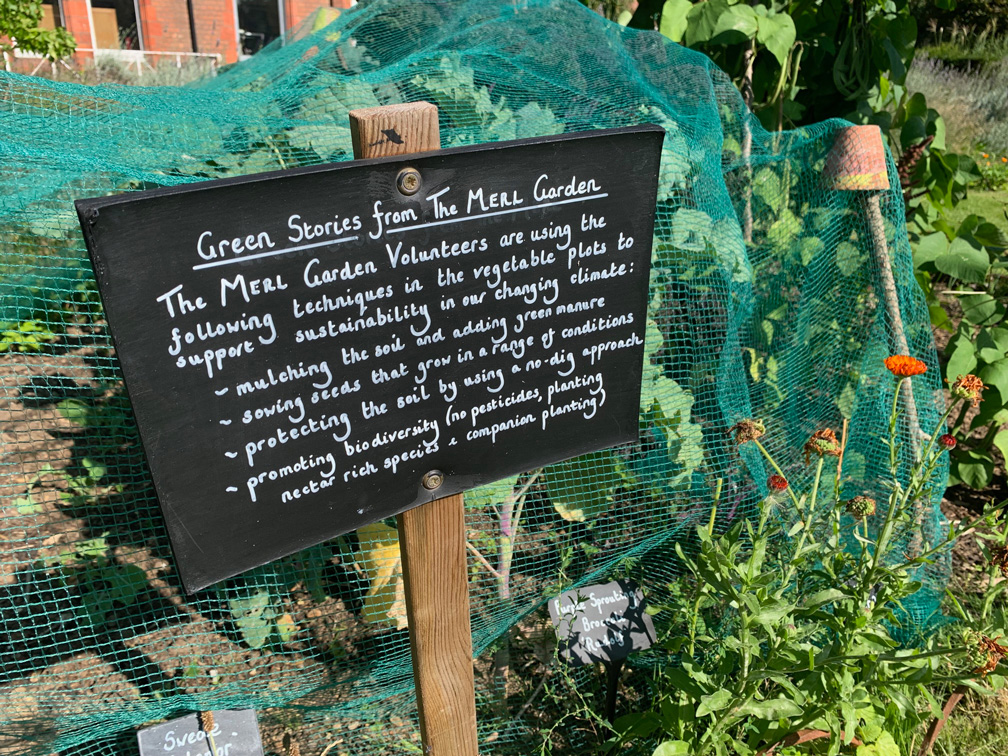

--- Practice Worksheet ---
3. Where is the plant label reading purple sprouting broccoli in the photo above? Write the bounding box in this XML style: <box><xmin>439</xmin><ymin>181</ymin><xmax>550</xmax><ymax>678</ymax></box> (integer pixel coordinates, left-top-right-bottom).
<box><xmin>137</xmin><ymin>710</ymin><xmax>264</xmax><ymax>756</ymax></box>
<box><xmin>548</xmin><ymin>579</ymin><xmax>656</xmax><ymax>666</ymax></box>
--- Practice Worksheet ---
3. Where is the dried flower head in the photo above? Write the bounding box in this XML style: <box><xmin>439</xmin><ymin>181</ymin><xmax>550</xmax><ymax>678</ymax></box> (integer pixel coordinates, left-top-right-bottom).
<box><xmin>845</xmin><ymin>495</ymin><xmax>877</xmax><ymax>518</ymax></box>
<box><xmin>884</xmin><ymin>355</ymin><xmax>928</xmax><ymax>378</ymax></box>
<box><xmin>970</xmin><ymin>633</ymin><xmax>1008</xmax><ymax>676</ymax></box>
<box><xmin>199</xmin><ymin>711</ymin><xmax>215</xmax><ymax>733</ymax></box>
<box><xmin>939</xmin><ymin>434</ymin><xmax>957</xmax><ymax>450</ymax></box>
<box><xmin>990</xmin><ymin>546</ymin><xmax>1008</xmax><ymax>578</ymax></box>
<box><xmin>768</xmin><ymin>474</ymin><xmax>788</xmax><ymax>492</ymax></box>
<box><xmin>951</xmin><ymin>374</ymin><xmax>985</xmax><ymax>406</ymax></box>
<box><xmin>804</xmin><ymin>428</ymin><xmax>841</xmax><ymax>463</ymax></box>
<box><xmin>729</xmin><ymin>419</ymin><xmax>766</xmax><ymax>445</ymax></box>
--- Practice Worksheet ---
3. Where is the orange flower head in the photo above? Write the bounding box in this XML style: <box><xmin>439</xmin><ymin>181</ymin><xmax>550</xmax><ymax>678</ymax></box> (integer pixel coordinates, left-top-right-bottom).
<box><xmin>982</xmin><ymin>152</ymin><xmax>989</xmax><ymax>158</ymax></box>
<box><xmin>729</xmin><ymin>419</ymin><xmax>765</xmax><ymax>445</ymax></box>
<box><xmin>804</xmin><ymin>428</ymin><xmax>841</xmax><ymax>464</ymax></box>
<box><xmin>1002</xmin><ymin>156</ymin><xmax>1007</xmax><ymax>163</ymax></box>
<box><xmin>951</xmin><ymin>374</ymin><xmax>985</xmax><ymax>406</ymax></box>
<box><xmin>884</xmin><ymin>355</ymin><xmax>927</xmax><ymax>378</ymax></box>
<box><xmin>768</xmin><ymin>474</ymin><xmax>788</xmax><ymax>492</ymax></box>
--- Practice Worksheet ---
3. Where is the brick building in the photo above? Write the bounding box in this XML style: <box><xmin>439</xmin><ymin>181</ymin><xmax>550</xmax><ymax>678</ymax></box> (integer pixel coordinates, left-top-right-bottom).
<box><xmin>13</xmin><ymin>0</ymin><xmax>353</xmax><ymax>67</ymax></box>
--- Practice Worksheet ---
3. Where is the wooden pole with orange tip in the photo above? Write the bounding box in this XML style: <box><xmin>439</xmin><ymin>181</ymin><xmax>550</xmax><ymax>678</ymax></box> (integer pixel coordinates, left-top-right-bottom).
<box><xmin>825</xmin><ymin>124</ymin><xmax>923</xmax><ymax>452</ymax></box>
<box><xmin>348</xmin><ymin>100</ymin><xmax>480</xmax><ymax>756</ymax></box>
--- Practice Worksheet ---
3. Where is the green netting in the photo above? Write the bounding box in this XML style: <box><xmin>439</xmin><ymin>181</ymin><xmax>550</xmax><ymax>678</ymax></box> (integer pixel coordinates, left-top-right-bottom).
<box><xmin>0</xmin><ymin>0</ymin><xmax>947</xmax><ymax>753</ymax></box>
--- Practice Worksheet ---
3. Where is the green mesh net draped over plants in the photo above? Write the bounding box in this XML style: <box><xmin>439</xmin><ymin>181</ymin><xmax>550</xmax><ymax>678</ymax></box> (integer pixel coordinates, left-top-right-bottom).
<box><xmin>0</xmin><ymin>0</ymin><xmax>948</xmax><ymax>753</ymax></box>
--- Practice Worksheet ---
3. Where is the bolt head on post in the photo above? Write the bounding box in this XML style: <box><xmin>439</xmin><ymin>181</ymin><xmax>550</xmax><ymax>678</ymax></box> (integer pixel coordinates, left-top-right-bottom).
<box><xmin>397</xmin><ymin>167</ymin><xmax>421</xmax><ymax>196</ymax></box>
<box><xmin>421</xmin><ymin>469</ymin><xmax>444</xmax><ymax>491</ymax></box>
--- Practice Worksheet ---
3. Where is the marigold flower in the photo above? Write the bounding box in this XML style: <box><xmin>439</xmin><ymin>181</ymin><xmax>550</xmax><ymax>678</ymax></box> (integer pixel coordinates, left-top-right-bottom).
<box><xmin>768</xmin><ymin>474</ymin><xmax>788</xmax><ymax>492</ymax></box>
<box><xmin>939</xmin><ymin>434</ymin><xmax>957</xmax><ymax>450</ymax></box>
<box><xmin>1003</xmin><ymin>156</ymin><xmax>1007</xmax><ymax>163</ymax></box>
<box><xmin>804</xmin><ymin>428</ymin><xmax>841</xmax><ymax>463</ymax></box>
<box><xmin>990</xmin><ymin>546</ymin><xmax>1008</xmax><ymax>578</ymax></box>
<box><xmin>951</xmin><ymin>374</ymin><xmax>985</xmax><ymax>406</ymax></box>
<box><xmin>729</xmin><ymin>419</ymin><xmax>765</xmax><ymax>445</ymax></box>
<box><xmin>845</xmin><ymin>495</ymin><xmax>877</xmax><ymax>518</ymax></box>
<box><xmin>884</xmin><ymin>355</ymin><xmax>927</xmax><ymax>378</ymax></box>
<box><xmin>982</xmin><ymin>152</ymin><xmax>989</xmax><ymax>158</ymax></box>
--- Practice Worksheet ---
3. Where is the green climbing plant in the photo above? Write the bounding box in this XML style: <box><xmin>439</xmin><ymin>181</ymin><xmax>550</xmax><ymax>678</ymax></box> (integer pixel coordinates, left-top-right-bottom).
<box><xmin>0</xmin><ymin>0</ymin><xmax>75</xmax><ymax>60</ymax></box>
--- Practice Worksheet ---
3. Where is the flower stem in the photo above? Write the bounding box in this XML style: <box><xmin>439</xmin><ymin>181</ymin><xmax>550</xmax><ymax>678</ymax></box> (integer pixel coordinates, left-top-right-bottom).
<box><xmin>752</xmin><ymin>438</ymin><xmax>801</xmax><ymax>509</ymax></box>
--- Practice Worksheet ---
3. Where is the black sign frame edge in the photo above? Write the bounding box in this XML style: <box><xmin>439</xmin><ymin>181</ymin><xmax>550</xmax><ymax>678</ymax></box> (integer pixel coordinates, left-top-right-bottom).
<box><xmin>74</xmin><ymin>123</ymin><xmax>665</xmax><ymax>217</ymax></box>
<box><xmin>74</xmin><ymin>124</ymin><xmax>666</xmax><ymax>594</ymax></box>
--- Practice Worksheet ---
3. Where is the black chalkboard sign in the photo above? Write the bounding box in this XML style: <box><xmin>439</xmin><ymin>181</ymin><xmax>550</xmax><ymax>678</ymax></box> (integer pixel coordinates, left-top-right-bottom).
<box><xmin>548</xmin><ymin>579</ymin><xmax>656</xmax><ymax>666</ymax></box>
<box><xmin>76</xmin><ymin>126</ymin><xmax>663</xmax><ymax>592</ymax></box>
<box><xmin>136</xmin><ymin>710</ymin><xmax>264</xmax><ymax>756</ymax></box>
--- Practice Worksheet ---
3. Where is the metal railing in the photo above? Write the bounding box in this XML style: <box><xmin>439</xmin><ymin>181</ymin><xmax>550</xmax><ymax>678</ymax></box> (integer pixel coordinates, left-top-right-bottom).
<box><xmin>4</xmin><ymin>47</ymin><xmax>222</xmax><ymax>76</ymax></box>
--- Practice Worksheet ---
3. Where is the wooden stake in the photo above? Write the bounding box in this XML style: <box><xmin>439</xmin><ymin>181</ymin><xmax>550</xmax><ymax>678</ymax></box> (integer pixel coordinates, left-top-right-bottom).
<box><xmin>349</xmin><ymin>101</ymin><xmax>480</xmax><ymax>756</ymax></box>
<box><xmin>825</xmin><ymin>125</ymin><xmax>923</xmax><ymax>454</ymax></box>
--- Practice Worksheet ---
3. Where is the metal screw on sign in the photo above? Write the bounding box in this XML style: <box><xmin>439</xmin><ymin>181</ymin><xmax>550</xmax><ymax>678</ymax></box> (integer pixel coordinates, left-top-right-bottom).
<box><xmin>397</xmin><ymin>167</ymin><xmax>421</xmax><ymax>196</ymax></box>
<box><xmin>421</xmin><ymin>470</ymin><xmax>444</xmax><ymax>491</ymax></box>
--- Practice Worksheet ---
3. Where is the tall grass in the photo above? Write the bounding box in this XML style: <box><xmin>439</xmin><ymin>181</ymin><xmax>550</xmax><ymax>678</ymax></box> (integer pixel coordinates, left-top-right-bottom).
<box><xmin>907</xmin><ymin>55</ymin><xmax>1008</xmax><ymax>153</ymax></box>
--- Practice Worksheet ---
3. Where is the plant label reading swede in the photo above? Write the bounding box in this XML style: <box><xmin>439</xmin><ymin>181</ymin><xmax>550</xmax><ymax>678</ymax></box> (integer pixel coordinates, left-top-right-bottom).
<box><xmin>76</xmin><ymin>126</ymin><xmax>663</xmax><ymax>592</ymax></box>
<box><xmin>136</xmin><ymin>710</ymin><xmax>263</xmax><ymax>756</ymax></box>
<box><xmin>549</xmin><ymin>579</ymin><xmax>656</xmax><ymax>666</ymax></box>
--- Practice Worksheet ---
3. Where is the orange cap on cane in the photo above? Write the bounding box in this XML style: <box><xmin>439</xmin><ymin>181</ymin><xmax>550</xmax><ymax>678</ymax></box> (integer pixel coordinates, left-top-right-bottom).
<box><xmin>824</xmin><ymin>125</ymin><xmax>890</xmax><ymax>192</ymax></box>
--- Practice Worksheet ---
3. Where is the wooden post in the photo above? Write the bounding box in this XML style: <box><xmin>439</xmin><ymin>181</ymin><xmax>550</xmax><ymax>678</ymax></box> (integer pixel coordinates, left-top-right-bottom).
<box><xmin>349</xmin><ymin>101</ymin><xmax>480</xmax><ymax>756</ymax></box>
<box><xmin>825</xmin><ymin>125</ymin><xmax>923</xmax><ymax>452</ymax></box>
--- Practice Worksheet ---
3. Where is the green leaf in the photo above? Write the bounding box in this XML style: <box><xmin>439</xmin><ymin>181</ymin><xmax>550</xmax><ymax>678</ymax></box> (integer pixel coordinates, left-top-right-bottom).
<box><xmin>993</xmin><ymin>429</ymin><xmax>1008</xmax><ymax>463</ymax></box>
<box><xmin>912</xmin><ymin>232</ymin><xmax>947</xmax><ymax>269</ymax></box>
<box><xmin>755</xmin><ymin>12</ymin><xmax>796</xmax><ymax>66</ymax></box>
<box><xmin>980</xmin><ymin>358</ymin><xmax>1008</xmax><ymax>399</ymax></box>
<box><xmin>107</xmin><ymin>563</ymin><xmax>148</xmax><ymax>606</ymax></box>
<box><xmin>684</xmin><ymin>0</ymin><xmax>729</xmax><ymax>45</ymax></box>
<box><xmin>711</xmin><ymin>4</ymin><xmax>758</xmax><ymax>42</ymax></box>
<box><xmin>836</xmin><ymin>241</ymin><xmax>861</xmax><ymax>276</ymax></box>
<box><xmin>653</xmin><ymin>742</ymin><xmax>690</xmax><ymax>756</ymax></box>
<box><xmin>836</xmin><ymin>381</ymin><xmax>857</xmax><ymax>419</ymax></box>
<box><xmin>276</xmin><ymin>612</ymin><xmax>297</xmax><ymax>643</ymax></box>
<box><xmin>952</xmin><ymin>449</ymin><xmax>995</xmax><ymax>490</ymax></box>
<box><xmin>934</xmin><ymin>237</ymin><xmax>990</xmax><ymax>283</ymax></box>
<box><xmin>752</xmin><ymin>168</ymin><xmax>783</xmax><ymax>215</ymax></box>
<box><xmin>545</xmin><ymin>451</ymin><xmax>616</xmax><ymax>522</ymax></box>
<box><xmin>856</xmin><ymin>732</ymin><xmax>900</xmax><ymax>756</ymax></box>
<box><xmin>229</xmin><ymin>589</ymin><xmax>274</xmax><ymax>649</ymax></box>
<box><xmin>234</xmin><ymin>613</ymin><xmax>272</xmax><ymax>649</ymax></box>
<box><xmin>13</xmin><ymin>495</ymin><xmax>40</xmax><ymax>514</ymax></box>
<box><xmin>658</xmin><ymin>0</ymin><xmax>692</xmax><ymax>42</ymax></box>
<box><xmin>57</xmin><ymin>398</ymin><xmax>90</xmax><ymax>426</ymax></box>
<box><xmin>738</xmin><ymin>697</ymin><xmax>804</xmax><ymax>720</ymax></box>
<box><xmin>358</xmin><ymin>522</ymin><xmax>407</xmax><ymax>628</ymax></box>
<box><xmin>798</xmin><ymin>236</ymin><xmax>824</xmax><ymax>267</ymax></box>
<box><xmin>515</xmin><ymin>103</ymin><xmax>562</xmax><ymax>139</ymax></box>
<box><xmin>751</xmin><ymin>601</ymin><xmax>793</xmax><ymax>628</ymax></box>
<box><xmin>805</xmin><ymin>588</ymin><xmax>848</xmax><ymax>608</ymax></box>
<box><xmin>696</xmin><ymin>688</ymin><xmax>733</xmax><ymax>717</ymax></box>
<box><xmin>945</xmin><ymin>329</ymin><xmax>978</xmax><ymax>380</ymax></box>
<box><xmin>961</xmin><ymin>293</ymin><xmax>1000</xmax><ymax>326</ymax></box>
<box><xmin>466</xmin><ymin>475</ymin><xmax>519</xmax><ymax>510</ymax></box>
